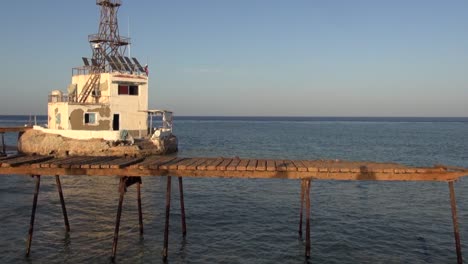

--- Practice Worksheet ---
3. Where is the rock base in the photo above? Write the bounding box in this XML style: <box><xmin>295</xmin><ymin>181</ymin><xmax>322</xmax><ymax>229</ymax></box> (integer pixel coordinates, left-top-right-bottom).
<box><xmin>18</xmin><ymin>130</ymin><xmax>178</xmax><ymax>157</ymax></box>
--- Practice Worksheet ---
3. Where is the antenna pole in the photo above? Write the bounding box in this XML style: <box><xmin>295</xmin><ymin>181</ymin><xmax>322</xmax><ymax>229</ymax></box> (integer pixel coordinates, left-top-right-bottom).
<box><xmin>128</xmin><ymin>16</ymin><xmax>131</xmax><ymax>58</ymax></box>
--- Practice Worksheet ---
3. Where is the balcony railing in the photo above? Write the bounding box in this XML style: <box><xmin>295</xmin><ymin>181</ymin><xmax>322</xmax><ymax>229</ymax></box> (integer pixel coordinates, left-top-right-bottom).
<box><xmin>88</xmin><ymin>34</ymin><xmax>130</xmax><ymax>45</ymax></box>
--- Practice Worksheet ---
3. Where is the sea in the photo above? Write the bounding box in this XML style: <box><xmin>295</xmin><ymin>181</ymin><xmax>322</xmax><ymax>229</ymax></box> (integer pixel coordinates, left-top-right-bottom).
<box><xmin>0</xmin><ymin>115</ymin><xmax>467</xmax><ymax>263</ymax></box>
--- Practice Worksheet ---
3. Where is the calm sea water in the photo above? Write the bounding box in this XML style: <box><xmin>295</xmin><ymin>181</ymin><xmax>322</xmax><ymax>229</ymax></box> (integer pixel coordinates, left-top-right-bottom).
<box><xmin>0</xmin><ymin>115</ymin><xmax>467</xmax><ymax>263</ymax></box>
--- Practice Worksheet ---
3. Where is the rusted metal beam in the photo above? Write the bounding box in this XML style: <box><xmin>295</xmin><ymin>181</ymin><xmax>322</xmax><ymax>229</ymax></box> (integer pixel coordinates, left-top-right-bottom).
<box><xmin>449</xmin><ymin>181</ymin><xmax>463</xmax><ymax>264</ymax></box>
<box><xmin>163</xmin><ymin>176</ymin><xmax>172</xmax><ymax>261</ymax></box>
<box><xmin>305</xmin><ymin>179</ymin><xmax>311</xmax><ymax>258</ymax></box>
<box><xmin>178</xmin><ymin>177</ymin><xmax>187</xmax><ymax>237</ymax></box>
<box><xmin>26</xmin><ymin>175</ymin><xmax>41</xmax><ymax>256</ymax></box>
<box><xmin>299</xmin><ymin>179</ymin><xmax>305</xmax><ymax>237</ymax></box>
<box><xmin>55</xmin><ymin>175</ymin><xmax>70</xmax><ymax>232</ymax></box>
<box><xmin>137</xmin><ymin>181</ymin><xmax>143</xmax><ymax>235</ymax></box>
<box><xmin>111</xmin><ymin>177</ymin><xmax>126</xmax><ymax>261</ymax></box>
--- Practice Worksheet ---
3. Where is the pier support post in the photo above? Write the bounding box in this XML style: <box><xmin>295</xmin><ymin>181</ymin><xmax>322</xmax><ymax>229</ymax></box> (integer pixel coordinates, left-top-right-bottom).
<box><xmin>305</xmin><ymin>179</ymin><xmax>311</xmax><ymax>258</ymax></box>
<box><xmin>163</xmin><ymin>176</ymin><xmax>172</xmax><ymax>261</ymax></box>
<box><xmin>111</xmin><ymin>176</ymin><xmax>143</xmax><ymax>261</ymax></box>
<box><xmin>448</xmin><ymin>181</ymin><xmax>463</xmax><ymax>264</ymax></box>
<box><xmin>1</xmin><ymin>132</ymin><xmax>5</xmax><ymax>155</ymax></box>
<box><xmin>55</xmin><ymin>175</ymin><xmax>70</xmax><ymax>232</ymax></box>
<box><xmin>26</xmin><ymin>175</ymin><xmax>41</xmax><ymax>256</ymax></box>
<box><xmin>299</xmin><ymin>179</ymin><xmax>305</xmax><ymax>237</ymax></box>
<box><xmin>137</xmin><ymin>181</ymin><xmax>143</xmax><ymax>235</ymax></box>
<box><xmin>111</xmin><ymin>177</ymin><xmax>126</xmax><ymax>261</ymax></box>
<box><xmin>178</xmin><ymin>177</ymin><xmax>187</xmax><ymax>237</ymax></box>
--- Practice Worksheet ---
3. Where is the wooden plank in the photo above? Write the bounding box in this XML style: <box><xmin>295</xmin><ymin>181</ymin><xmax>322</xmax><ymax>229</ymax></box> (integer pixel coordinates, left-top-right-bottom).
<box><xmin>148</xmin><ymin>157</ymin><xmax>178</xmax><ymax>170</ymax></box>
<box><xmin>216</xmin><ymin>158</ymin><xmax>233</xmax><ymax>171</ymax></box>
<box><xmin>197</xmin><ymin>158</ymin><xmax>216</xmax><ymax>170</ymax></box>
<box><xmin>186</xmin><ymin>158</ymin><xmax>208</xmax><ymax>170</ymax></box>
<box><xmin>129</xmin><ymin>156</ymin><xmax>161</xmax><ymax>169</ymax></box>
<box><xmin>301</xmin><ymin>160</ymin><xmax>319</xmax><ymax>172</ymax></box>
<box><xmin>276</xmin><ymin>160</ymin><xmax>287</xmax><ymax>171</ymax></box>
<box><xmin>83</xmin><ymin>157</ymin><xmax>119</xmax><ymax>169</ymax></box>
<box><xmin>246</xmin><ymin>160</ymin><xmax>257</xmax><ymax>171</ymax></box>
<box><xmin>236</xmin><ymin>159</ymin><xmax>250</xmax><ymax>171</ymax></box>
<box><xmin>266</xmin><ymin>160</ymin><xmax>276</xmax><ymax>171</ymax></box>
<box><xmin>226</xmin><ymin>158</ymin><xmax>241</xmax><ymax>171</ymax></box>
<box><xmin>0</xmin><ymin>126</ymin><xmax>33</xmax><ymax>133</ymax></box>
<box><xmin>95</xmin><ymin>157</ymin><xmax>143</xmax><ymax>169</ymax></box>
<box><xmin>52</xmin><ymin>156</ymin><xmax>94</xmax><ymax>169</ymax></box>
<box><xmin>0</xmin><ymin>154</ymin><xmax>25</xmax><ymax>162</ymax></box>
<box><xmin>1</xmin><ymin>155</ymin><xmax>54</xmax><ymax>167</ymax></box>
<box><xmin>292</xmin><ymin>160</ymin><xmax>308</xmax><ymax>172</ymax></box>
<box><xmin>35</xmin><ymin>156</ymin><xmax>76</xmax><ymax>168</ymax></box>
<box><xmin>166</xmin><ymin>158</ymin><xmax>189</xmax><ymax>170</ymax></box>
<box><xmin>256</xmin><ymin>159</ymin><xmax>266</xmax><ymax>171</ymax></box>
<box><xmin>110</xmin><ymin>157</ymin><xmax>145</xmax><ymax>169</ymax></box>
<box><xmin>285</xmin><ymin>160</ymin><xmax>297</xmax><ymax>172</ymax></box>
<box><xmin>206</xmin><ymin>158</ymin><xmax>224</xmax><ymax>171</ymax></box>
<box><xmin>177</xmin><ymin>158</ymin><xmax>199</xmax><ymax>170</ymax></box>
<box><xmin>139</xmin><ymin>156</ymin><xmax>174</xmax><ymax>169</ymax></box>
<box><xmin>70</xmin><ymin>157</ymin><xmax>105</xmax><ymax>169</ymax></box>
<box><xmin>159</xmin><ymin>157</ymin><xmax>186</xmax><ymax>170</ymax></box>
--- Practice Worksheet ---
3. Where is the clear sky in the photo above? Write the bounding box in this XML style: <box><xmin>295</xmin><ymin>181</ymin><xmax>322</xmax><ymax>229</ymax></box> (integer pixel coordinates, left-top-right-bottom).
<box><xmin>0</xmin><ymin>0</ymin><xmax>467</xmax><ymax>117</ymax></box>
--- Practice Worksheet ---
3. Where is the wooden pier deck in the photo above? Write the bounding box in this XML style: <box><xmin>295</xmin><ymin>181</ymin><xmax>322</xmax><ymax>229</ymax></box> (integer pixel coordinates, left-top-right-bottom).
<box><xmin>0</xmin><ymin>126</ymin><xmax>33</xmax><ymax>133</ymax></box>
<box><xmin>0</xmin><ymin>154</ymin><xmax>466</xmax><ymax>263</ymax></box>
<box><xmin>0</xmin><ymin>154</ymin><xmax>466</xmax><ymax>181</ymax></box>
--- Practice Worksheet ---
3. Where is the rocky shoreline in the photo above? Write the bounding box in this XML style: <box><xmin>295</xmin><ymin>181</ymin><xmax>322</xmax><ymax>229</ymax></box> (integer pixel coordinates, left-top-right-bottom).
<box><xmin>18</xmin><ymin>129</ymin><xmax>178</xmax><ymax>157</ymax></box>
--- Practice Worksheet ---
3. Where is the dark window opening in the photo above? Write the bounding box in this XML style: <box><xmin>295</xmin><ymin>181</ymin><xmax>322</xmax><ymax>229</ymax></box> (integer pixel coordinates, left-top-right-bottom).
<box><xmin>118</xmin><ymin>84</ymin><xmax>139</xmax><ymax>95</ymax></box>
<box><xmin>129</xmin><ymin>85</ymin><xmax>139</xmax><ymax>95</ymax></box>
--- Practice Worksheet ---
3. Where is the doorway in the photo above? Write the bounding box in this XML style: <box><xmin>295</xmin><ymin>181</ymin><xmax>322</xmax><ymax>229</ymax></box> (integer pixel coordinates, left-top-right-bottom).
<box><xmin>113</xmin><ymin>114</ymin><xmax>120</xmax><ymax>131</ymax></box>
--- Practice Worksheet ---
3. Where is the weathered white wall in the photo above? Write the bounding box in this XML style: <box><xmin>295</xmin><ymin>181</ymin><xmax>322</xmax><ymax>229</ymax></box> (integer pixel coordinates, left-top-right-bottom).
<box><xmin>47</xmin><ymin>102</ymin><xmax>70</xmax><ymax>130</ymax></box>
<box><xmin>48</xmin><ymin>72</ymin><xmax>149</xmax><ymax>137</ymax></box>
<box><xmin>34</xmin><ymin>126</ymin><xmax>120</xmax><ymax>141</ymax></box>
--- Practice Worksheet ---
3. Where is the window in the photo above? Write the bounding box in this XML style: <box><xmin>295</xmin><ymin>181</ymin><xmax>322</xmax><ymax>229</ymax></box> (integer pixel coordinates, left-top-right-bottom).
<box><xmin>118</xmin><ymin>84</ymin><xmax>139</xmax><ymax>95</ymax></box>
<box><xmin>118</xmin><ymin>85</ymin><xmax>129</xmax><ymax>95</ymax></box>
<box><xmin>129</xmin><ymin>85</ymin><xmax>139</xmax><ymax>95</ymax></box>
<box><xmin>84</xmin><ymin>113</ymin><xmax>96</xmax><ymax>124</ymax></box>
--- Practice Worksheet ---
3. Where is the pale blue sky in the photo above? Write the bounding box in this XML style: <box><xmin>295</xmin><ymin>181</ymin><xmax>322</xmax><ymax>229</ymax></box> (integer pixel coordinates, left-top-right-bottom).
<box><xmin>0</xmin><ymin>0</ymin><xmax>467</xmax><ymax>116</ymax></box>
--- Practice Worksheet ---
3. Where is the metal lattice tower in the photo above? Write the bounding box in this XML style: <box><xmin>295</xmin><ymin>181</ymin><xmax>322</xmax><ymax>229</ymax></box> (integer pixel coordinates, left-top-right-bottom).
<box><xmin>88</xmin><ymin>0</ymin><xmax>130</xmax><ymax>72</ymax></box>
<box><xmin>77</xmin><ymin>0</ymin><xmax>130</xmax><ymax>103</ymax></box>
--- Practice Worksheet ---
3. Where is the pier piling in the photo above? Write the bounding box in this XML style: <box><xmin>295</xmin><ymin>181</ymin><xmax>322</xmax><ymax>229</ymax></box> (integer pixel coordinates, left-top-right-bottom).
<box><xmin>26</xmin><ymin>175</ymin><xmax>41</xmax><ymax>256</ymax></box>
<box><xmin>163</xmin><ymin>176</ymin><xmax>172</xmax><ymax>261</ymax></box>
<box><xmin>449</xmin><ymin>181</ymin><xmax>463</xmax><ymax>264</ymax></box>
<box><xmin>299</xmin><ymin>180</ymin><xmax>305</xmax><ymax>237</ymax></box>
<box><xmin>55</xmin><ymin>175</ymin><xmax>70</xmax><ymax>232</ymax></box>
<box><xmin>178</xmin><ymin>177</ymin><xmax>187</xmax><ymax>237</ymax></box>
<box><xmin>305</xmin><ymin>179</ymin><xmax>311</xmax><ymax>258</ymax></box>
<box><xmin>137</xmin><ymin>181</ymin><xmax>143</xmax><ymax>235</ymax></box>
<box><xmin>111</xmin><ymin>177</ymin><xmax>126</xmax><ymax>261</ymax></box>
<box><xmin>1</xmin><ymin>133</ymin><xmax>5</xmax><ymax>155</ymax></box>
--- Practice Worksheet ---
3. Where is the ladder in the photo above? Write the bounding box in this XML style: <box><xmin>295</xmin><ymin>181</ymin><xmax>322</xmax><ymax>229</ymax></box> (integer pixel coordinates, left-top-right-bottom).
<box><xmin>77</xmin><ymin>73</ymin><xmax>101</xmax><ymax>103</ymax></box>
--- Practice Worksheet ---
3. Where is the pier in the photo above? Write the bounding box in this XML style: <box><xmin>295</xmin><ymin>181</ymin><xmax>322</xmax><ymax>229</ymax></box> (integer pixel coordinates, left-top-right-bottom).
<box><xmin>0</xmin><ymin>126</ymin><xmax>32</xmax><ymax>156</ymax></box>
<box><xmin>0</xmin><ymin>154</ymin><xmax>466</xmax><ymax>263</ymax></box>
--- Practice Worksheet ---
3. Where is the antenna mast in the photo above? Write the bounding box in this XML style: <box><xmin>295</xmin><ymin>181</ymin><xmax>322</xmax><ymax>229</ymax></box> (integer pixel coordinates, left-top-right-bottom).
<box><xmin>88</xmin><ymin>0</ymin><xmax>130</xmax><ymax>72</ymax></box>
